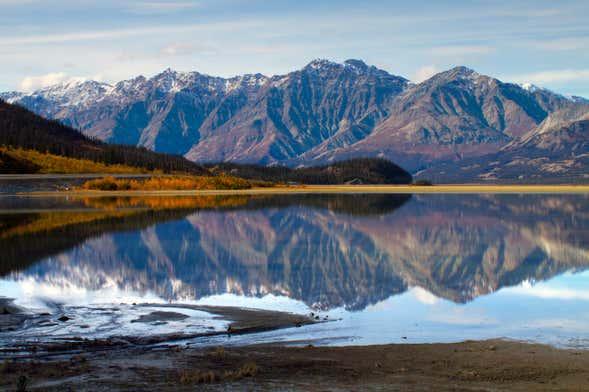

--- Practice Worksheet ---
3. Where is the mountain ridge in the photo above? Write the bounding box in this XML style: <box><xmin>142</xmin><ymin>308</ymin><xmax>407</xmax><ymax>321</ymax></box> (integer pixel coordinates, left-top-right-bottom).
<box><xmin>2</xmin><ymin>59</ymin><xmax>587</xmax><ymax>182</ymax></box>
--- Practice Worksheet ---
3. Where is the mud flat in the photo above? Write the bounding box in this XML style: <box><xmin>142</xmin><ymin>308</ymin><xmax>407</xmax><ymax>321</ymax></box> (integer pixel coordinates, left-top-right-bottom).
<box><xmin>1</xmin><ymin>338</ymin><xmax>589</xmax><ymax>391</ymax></box>
<box><xmin>0</xmin><ymin>302</ymin><xmax>315</xmax><ymax>356</ymax></box>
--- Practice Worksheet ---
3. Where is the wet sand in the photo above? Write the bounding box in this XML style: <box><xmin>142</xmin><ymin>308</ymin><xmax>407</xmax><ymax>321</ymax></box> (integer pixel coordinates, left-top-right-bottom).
<box><xmin>0</xmin><ymin>300</ymin><xmax>316</xmax><ymax>355</ymax></box>
<box><xmin>2</xmin><ymin>339</ymin><xmax>589</xmax><ymax>391</ymax></box>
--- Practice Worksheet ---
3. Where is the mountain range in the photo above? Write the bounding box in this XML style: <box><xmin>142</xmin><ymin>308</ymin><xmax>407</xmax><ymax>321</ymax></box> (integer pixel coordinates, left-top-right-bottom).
<box><xmin>3</xmin><ymin>59</ymin><xmax>588</xmax><ymax>182</ymax></box>
<box><xmin>0</xmin><ymin>99</ymin><xmax>412</xmax><ymax>183</ymax></box>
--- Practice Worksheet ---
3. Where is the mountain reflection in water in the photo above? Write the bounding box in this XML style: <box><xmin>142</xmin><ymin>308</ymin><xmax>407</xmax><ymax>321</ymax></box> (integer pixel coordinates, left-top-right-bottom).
<box><xmin>1</xmin><ymin>193</ymin><xmax>588</xmax><ymax>311</ymax></box>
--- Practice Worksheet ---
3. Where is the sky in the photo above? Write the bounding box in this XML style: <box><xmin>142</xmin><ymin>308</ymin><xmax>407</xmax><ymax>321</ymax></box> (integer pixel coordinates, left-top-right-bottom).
<box><xmin>1</xmin><ymin>0</ymin><xmax>589</xmax><ymax>97</ymax></box>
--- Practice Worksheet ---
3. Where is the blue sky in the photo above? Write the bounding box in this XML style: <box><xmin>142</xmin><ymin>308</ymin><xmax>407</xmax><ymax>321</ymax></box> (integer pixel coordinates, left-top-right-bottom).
<box><xmin>1</xmin><ymin>0</ymin><xmax>589</xmax><ymax>97</ymax></box>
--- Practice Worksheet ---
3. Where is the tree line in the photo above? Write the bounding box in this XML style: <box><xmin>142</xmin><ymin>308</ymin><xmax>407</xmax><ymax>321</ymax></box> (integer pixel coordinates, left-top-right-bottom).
<box><xmin>207</xmin><ymin>158</ymin><xmax>412</xmax><ymax>184</ymax></box>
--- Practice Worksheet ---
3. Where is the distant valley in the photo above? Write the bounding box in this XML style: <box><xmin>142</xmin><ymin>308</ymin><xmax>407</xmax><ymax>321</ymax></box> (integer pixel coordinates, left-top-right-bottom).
<box><xmin>3</xmin><ymin>59</ymin><xmax>589</xmax><ymax>183</ymax></box>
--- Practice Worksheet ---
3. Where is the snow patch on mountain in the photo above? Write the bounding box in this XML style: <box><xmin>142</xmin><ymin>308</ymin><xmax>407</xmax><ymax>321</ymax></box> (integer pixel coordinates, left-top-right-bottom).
<box><xmin>13</xmin><ymin>80</ymin><xmax>115</xmax><ymax>108</ymax></box>
<box><xmin>0</xmin><ymin>91</ymin><xmax>25</xmax><ymax>103</ymax></box>
<box><xmin>520</xmin><ymin>82</ymin><xmax>542</xmax><ymax>92</ymax></box>
<box><xmin>225</xmin><ymin>73</ymin><xmax>269</xmax><ymax>93</ymax></box>
<box><xmin>565</xmin><ymin>94</ymin><xmax>589</xmax><ymax>104</ymax></box>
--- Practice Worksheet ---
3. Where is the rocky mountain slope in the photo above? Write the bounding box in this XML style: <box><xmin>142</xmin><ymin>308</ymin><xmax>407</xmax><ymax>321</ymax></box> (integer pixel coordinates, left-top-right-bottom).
<box><xmin>417</xmin><ymin>105</ymin><xmax>589</xmax><ymax>183</ymax></box>
<box><xmin>3</xmin><ymin>60</ymin><xmax>587</xmax><ymax>179</ymax></box>
<box><xmin>300</xmin><ymin>67</ymin><xmax>576</xmax><ymax>171</ymax></box>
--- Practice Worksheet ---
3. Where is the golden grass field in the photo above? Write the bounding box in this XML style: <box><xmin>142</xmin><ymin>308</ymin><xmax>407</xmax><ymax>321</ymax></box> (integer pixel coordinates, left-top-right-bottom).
<box><xmin>81</xmin><ymin>175</ymin><xmax>254</xmax><ymax>191</ymax></box>
<box><xmin>0</xmin><ymin>146</ymin><xmax>151</xmax><ymax>174</ymax></box>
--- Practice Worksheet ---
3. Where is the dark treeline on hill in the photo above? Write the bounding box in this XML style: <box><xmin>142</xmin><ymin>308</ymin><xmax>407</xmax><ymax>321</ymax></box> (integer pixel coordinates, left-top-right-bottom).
<box><xmin>0</xmin><ymin>99</ymin><xmax>208</xmax><ymax>174</ymax></box>
<box><xmin>207</xmin><ymin>158</ymin><xmax>413</xmax><ymax>185</ymax></box>
<box><xmin>0</xmin><ymin>149</ymin><xmax>41</xmax><ymax>173</ymax></box>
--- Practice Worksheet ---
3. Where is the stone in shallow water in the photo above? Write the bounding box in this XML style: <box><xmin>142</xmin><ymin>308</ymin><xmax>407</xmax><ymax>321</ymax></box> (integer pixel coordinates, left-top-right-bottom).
<box><xmin>0</xmin><ymin>298</ymin><xmax>23</xmax><ymax>315</ymax></box>
<box><xmin>0</xmin><ymin>298</ymin><xmax>28</xmax><ymax>331</ymax></box>
<box><xmin>130</xmin><ymin>311</ymin><xmax>189</xmax><ymax>324</ymax></box>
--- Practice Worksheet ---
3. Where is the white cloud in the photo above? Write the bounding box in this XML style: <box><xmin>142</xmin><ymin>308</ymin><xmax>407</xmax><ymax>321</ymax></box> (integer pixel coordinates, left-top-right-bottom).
<box><xmin>535</xmin><ymin>37</ymin><xmax>589</xmax><ymax>51</ymax></box>
<box><xmin>0</xmin><ymin>0</ymin><xmax>38</xmax><ymax>4</ymax></box>
<box><xmin>413</xmin><ymin>65</ymin><xmax>438</xmax><ymax>82</ymax></box>
<box><xmin>430</xmin><ymin>45</ymin><xmax>493</xmax><ymax>56</ymax></box>
<box><xmin>508</xmin><ymin>69</ymin><xmax>589</xmax><ymax>84</ymax></box>
<box><xmin>19</xmin><ymin>72</ymin><xmax>86</xmax><ymax>92</ymax></box>
<box><xmin>0</xmin><ymin>21</ymin><xmax>259</xmax><ymax>47</ymax></box>
<box><xmin>159</xmin><ymin>42</ymin><xmax>215</xmax><ymax>56</ymax></box>
<box><xmin>127</xmin><ymin>1</ymin><xmax>201</xmax><ymax>15</ymax></box>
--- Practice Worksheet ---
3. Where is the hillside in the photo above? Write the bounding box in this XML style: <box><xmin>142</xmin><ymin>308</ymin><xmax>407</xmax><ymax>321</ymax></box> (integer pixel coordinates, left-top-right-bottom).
<box><xmin>416</xmin><ymin>106</ymin><xmax>589</xmax><ymax>183</ymax></box>
<box><xmin>208</xmin><ymin>158</ymin><xmax>412</xmax><ymax>185</ymax></box>
<box><xmin>0</xmin><ymin>99</ymin><xmax>209</xmax><ymax>174</ymax></box>
<box><xmin>0</xmin><ymin>146</ymin><xmax>148</xmax><ymax>174</ymax></box>
<box><xmin>0</xmin><ymin>149</ymin><xmax>40</xmax><ymax>173</ymax></box>
<box><xmin>3</xmin><ymin>60</ymin><xmax>587</xmax><ymax>183</ymax></box>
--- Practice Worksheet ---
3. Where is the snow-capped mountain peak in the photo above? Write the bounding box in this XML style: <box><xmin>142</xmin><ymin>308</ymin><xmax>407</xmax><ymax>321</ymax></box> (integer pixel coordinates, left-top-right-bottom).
<box><xmin>152</xmin><ymin>68</ymin><xmax>198</xmax><ymax>93</ymax></box>
<box><xmin>0</xmin><ymin>91</ymin><xmax>25</xmax><ymax>103</ymax></box>
<box><xmin>564</xmin><ymin>94</ymin><xmax>589</xmax><ymax>104</ymax></box>
<box><xmin>225</xmin><ymin>73</ymin><xmax>269</xmax><ymax>93</ymax></box>
<box><xmin>520</xmin><ymin>82</ymin><xmax>543</xmax><ymax>92</ymax></box>
<box><xmin>28</xmin><ymin>79</ymin><xmax>114</xmax><ymax>107</ymax></box>
<box><xmin>305</xmin><ymin>58</ymin><xmax>339</xmax><ymax>70</ymax></box>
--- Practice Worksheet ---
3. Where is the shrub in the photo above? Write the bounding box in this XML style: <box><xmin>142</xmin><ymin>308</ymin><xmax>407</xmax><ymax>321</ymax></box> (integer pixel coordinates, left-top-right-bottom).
<box><xmin>224</xmin><ymin>362</ymin><xmax>259</xmax><ymax>380</ymax></box>
<box><xmin>411</xmin><ymin>179</ymin><xmax>433</xmax><ymax>186</ymax></box>
<box><xmin>83</xmin><ymin>177</ymin><xmax>120</xmax><ymax>190</ymax></box>
<box><xmin>179</xmin><ymin>370</ymin><xmax>217</xmax><ymax>384</ymax></box>
<box><xmin>82</xmin><ymin>176</ymin><xmax>255</xmax><ymax>191</ymax></box>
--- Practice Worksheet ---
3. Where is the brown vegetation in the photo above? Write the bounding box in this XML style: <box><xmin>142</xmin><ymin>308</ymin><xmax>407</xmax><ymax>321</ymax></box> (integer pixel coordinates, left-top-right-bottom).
<box><xmin>81</xmin><ymin>176</ymin><xmax>256</xmax><ymax>191</ymax></box>
<box><xmin>223</xmin><ymin>362</ymin><xmax>259</xmax><ymax>381</ymax></box>
<box><xmin>179</xmin><ymin>370</ymin><xmax>218</xmax><ymax>384</ymax></box>
<box><xmin>178</xmin><ymin>361</ymin><xmax>259</xmax><ymax>385</ymax></box>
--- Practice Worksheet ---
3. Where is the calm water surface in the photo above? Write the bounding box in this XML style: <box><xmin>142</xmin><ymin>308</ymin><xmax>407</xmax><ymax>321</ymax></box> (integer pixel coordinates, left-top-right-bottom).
<box><xmin>1</xmin><ymin>193</ymin><xmax>588</xmax><ymax>348</ymax></box>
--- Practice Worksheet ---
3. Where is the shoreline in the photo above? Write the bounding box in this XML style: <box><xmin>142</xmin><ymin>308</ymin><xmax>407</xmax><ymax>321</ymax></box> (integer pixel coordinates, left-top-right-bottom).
<box><xmin>5</xmin><ymin>184</ymin><xmax>589</xmax><ymax>197</ymax></box>
<box><xmin>0</xmin><ymin>299</ymin><xmax>316</xmax><ymax>359</ymax></box>
<box><xmin>2</xmin><ymin>339</ymin><xmax>588</xmax><ymax>391</ymax></box>
<box><xmin>2</xmin><ymin>299</ymin><xmax>589</xmax><ymax>390</ymax></box>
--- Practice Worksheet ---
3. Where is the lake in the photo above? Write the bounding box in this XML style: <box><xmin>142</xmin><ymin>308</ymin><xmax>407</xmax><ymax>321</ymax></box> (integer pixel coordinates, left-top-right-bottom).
<box><xmin>1</xmin><ymin>193</ymin><xmax>588</xmax><ymax>349</ymax></box>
